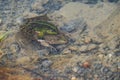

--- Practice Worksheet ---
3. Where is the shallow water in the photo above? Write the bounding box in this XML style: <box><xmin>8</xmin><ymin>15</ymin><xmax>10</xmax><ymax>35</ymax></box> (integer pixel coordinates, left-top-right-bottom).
<box><xmin>0</xmin><ymin>0</ymin><xmax>120</xmax><ymax>80</ymax></box>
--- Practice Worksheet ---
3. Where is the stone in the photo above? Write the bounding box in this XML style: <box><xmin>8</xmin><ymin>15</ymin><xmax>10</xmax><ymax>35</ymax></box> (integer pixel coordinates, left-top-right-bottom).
<box><xmin>79</xmin><ymin>44</ymin><xmax>97</xmax><ymax>52</ymax></box>
<box><xmin>79</xmin><ymin>45</ymin><xmax>87</xmax><ymax>52</ymax></box>
<box><xmin>60</xmin><ymin>18</ymin><xmax>86</xmax><ymax>33</ymax></box>
<box><xmin>23</xmin><ymin>12</ymin><xmax>38</xmax><ymax>18</ymax></box>
<box><xmin>84</xmin><ymin>37</ymin><xmax>92</xmax><ymax>44</ymax></box>
<box><xmin>71</xmin><ymin>76</ymin><xmax>77</xmax><ymax>80</ymax></box>
<box><xmin>63</xmin><ymin>48</ymin><xmax>71</xmax><ymax>54</ymax></box>
<box><xmin>94</xmin><ymin>6</ymin><xmax>120</xmax><ymax>41</ymax></box>
<box><xmin>69</xmin><ymin>46</ymin><xmax>78</xmax><ymax>51</ymax></box>
<box><xmin>64</xmin><ymin>68</ymin><xmax>72</xmax><ymax>74</ymax></box>
<box><xmin>9</xmin><ymin>43</ymin><xmax>20</xmax><ymax>53</ymax></box>
<box><xmin>108</xmin><ymin>53</ymin><xmax>113</xmax><ymax>58</ymax></box>
<box><xmin>16</xmin><ymin>17</ymin><xmax>24</xmax><ymax>25</ymax></box>
<box><xmin>94</xmin><ymin>63</ymin><xmax>102</xmax><ymax>70</ymax></box>
<box><xmin>77</xmin><ymin>67</ymin><xmax>86</xmax><ymax>76</ymax></box>
<box><xmin>114</xmin><ymin>51</ymin><xmax>120</xmax><ymax>56</ymax></box>
<box><xmin>98</xmin><ymin>54</ymin><xmax>104</xmax><ymax>60</ymax></box>
<box><xmin>16</xmin><ymin>56</ymin><xmax>31</xmax><ymax>65</ymax></box>
<box><xmin>107</xmin><ymin>39</ymin><xmax>118</xmax><ymax>50</ymax></box>
<box><xmin>60</xmin><ymin>23</ymin><xmax>75</xmax><ymax>32</ymax></box>
<box><xmin>101</xmin><ymin>67</ymin><xmax>110</xmax><ymax>74</ymax></box>
<box><xmin>42</xmin><ymin>60</ymin><xmax>53</xmax><ymax>68</ymax></box>
<box><xmin>72</xmin><ymin>66</ymin><xmax>80</xmax><ymax>72</ymax></box>
<box><xmin>37</xmin><ymin>40</ymin><xmax>50</xmax><ymax>47</ymax></box>
<box><xmin>59</xmin><ymin>2</ymin><xmax>116</xmax><ymax>27</ymax></box>
<box><xmin>110</xmin><ymin>63</ymin><xmax>118</xmax><ymax>72</ymax></box>
<box><xmin>88</xmin><ymin>44</ymin><xmax>97</xmax><ymax>51</ymax></box>
<box><xmin>82</xmin><ymin>61</ymin><xmax>91</xmax><ymax>68</ymax></box>
<box><xmin>37</xmin><ymin>49</ymin><xmax>49</xmax><ymax>56</ymax></box>
<box><xmin>94</xmin><ymin>74</ymin><xmax>99</xmax><ymax>80</ymax></box>
<box><xmin>43</xmin><ymin>0</ymin><xmax>63</xmax><ymax>12</ymax></box>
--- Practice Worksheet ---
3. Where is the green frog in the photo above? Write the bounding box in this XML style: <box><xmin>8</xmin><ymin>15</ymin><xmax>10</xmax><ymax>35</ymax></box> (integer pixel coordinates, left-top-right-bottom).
<box><xmin>33</xmin><ymin>21</ymin><xmax>68</xmax><ymax>45</ymax></box>
<box><xmin>20</xmin><ymin>18</ymin><xmax>68</xmax><ymax>45</ymax></box>
<box><xmin>34</xmin><ymin>25</ymin><xmax>58</xmax><ymax>38</ymax></box>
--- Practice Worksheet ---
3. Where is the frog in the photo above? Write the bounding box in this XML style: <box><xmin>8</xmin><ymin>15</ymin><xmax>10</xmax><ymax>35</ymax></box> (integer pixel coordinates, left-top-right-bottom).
<box><xmin>34</xmin><ymin>26</ymin><xmax>58</xmax><ymax>38</ymax></box>
<box><xmin>20</xmin><ymin>15</ymin><xmax>68</xmax><ymax>46</ymax></box>
<box><xmin>33</xmin><ymin>22</ymin><xmax>68</xmax><ymax>45</ymax></box>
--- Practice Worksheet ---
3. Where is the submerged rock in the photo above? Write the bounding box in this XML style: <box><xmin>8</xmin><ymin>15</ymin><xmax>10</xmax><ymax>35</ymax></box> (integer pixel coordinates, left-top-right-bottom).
<box><xmin>60</xmin><ymin>18</ymin><xmax>87</xmax><ymax>33</ymax></box>
<box><xmin>41</xmin><ymin>59</ymin><xmax>53</xmax><ymax>68</ymax></box>
<box><xmin>9</xmin><ymin>42</ymin><xmax>21</xmax><ymax>54</ymax></box>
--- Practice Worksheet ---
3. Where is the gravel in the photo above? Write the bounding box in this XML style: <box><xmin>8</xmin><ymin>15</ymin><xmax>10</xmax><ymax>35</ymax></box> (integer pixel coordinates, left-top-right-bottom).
<box><xmin>0</xmin><ymin>0</ymin><xmax>119</xmax><ymax>80</ymax></box>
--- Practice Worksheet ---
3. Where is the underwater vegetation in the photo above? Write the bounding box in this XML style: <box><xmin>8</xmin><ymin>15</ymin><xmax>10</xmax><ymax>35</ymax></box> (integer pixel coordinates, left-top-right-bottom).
<box><xmin>0</xmin><ymin>31</ymin><xmax>12</xmax><ymax>42</ymax></box>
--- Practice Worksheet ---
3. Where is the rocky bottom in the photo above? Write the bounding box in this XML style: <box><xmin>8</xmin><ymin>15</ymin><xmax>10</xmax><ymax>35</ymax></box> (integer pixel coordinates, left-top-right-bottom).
<box><xmin>0</xmin><ymin>0</ymin><xmax>120</xmax><ymax>80</ymax></box>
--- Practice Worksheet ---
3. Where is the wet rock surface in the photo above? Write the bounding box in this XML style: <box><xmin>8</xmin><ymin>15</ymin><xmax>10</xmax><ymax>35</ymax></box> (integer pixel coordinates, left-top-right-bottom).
<box><xmin>0</xmin><ymin>0</ymin><xmax>120</xmax><ymax>80</ymax></box>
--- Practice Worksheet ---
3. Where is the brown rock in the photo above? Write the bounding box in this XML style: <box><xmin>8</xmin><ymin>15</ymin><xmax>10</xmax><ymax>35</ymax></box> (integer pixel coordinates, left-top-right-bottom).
<box><xmin>84</xmin><ymin>37</ymin><xmax>91</xmax><ymax>44</ymax></box>
<box><xmin>82</xmin><ymin>61</ymin><xmax>91</xmax><ymax>68</ymax></box>
<box><xmin>69</xmin><ymin>46</ymin><xmax>78</xmax><ymax>51</ymax></box>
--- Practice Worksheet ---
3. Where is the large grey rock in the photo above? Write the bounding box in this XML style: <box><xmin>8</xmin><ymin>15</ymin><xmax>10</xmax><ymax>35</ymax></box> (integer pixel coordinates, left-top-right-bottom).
<box><xmin>94</xmin><ymin>6</ymin><xmax>120</xmax><ymax>41</ymax></box>
<box><xmin>60</xmin><ymin>18</ymin><xmax>87</xmax><ymax>33</ymax></box>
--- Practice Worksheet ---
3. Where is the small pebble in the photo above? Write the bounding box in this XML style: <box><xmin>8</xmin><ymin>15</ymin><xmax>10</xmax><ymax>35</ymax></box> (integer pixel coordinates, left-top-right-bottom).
<box><xmin>77</xmin><ymin>67</ymin><xmax>85</xmax><ymax>75</ymax></box>
<box><xmin>37</xmin><ymin>40</ymin><xmax>50</xmax><ymax>47</ymax></box>
<box><xmin>98</xmin><ymin>54</ymin><xmax>104</xmax><ymax>60</ymax></box>
<box><xmin>79</xmin><ymin>45</ymin><xmax>87</xmax><ymax>52</ymax></box>
<box><xmin>88</xmin><ymin>44</ymin><xmax>97</xmax><ymax>51</ymax></box>
<box><xmin>94</xmin><ymin>63</ymin><xmax>102</xmax><ymax>70</ymax></box>
<box><xmin>108</xmin><ymin>53</ymin><xmax>112</xmax><ymax>58</ymax></box>
<box><xmin>84</xmin><ymin>37</ymin><xmax>91</xmax><ymax>44</ymax></box>
<box><xmin>94</xmin><ymin>74</ymin><xmax>99</xmax><ymax>80</ymax></box>
<box><xmin>72</xmin><ymin>66</ymin><xmax>80</xmax><ymax>72</ymax></box>
<box><xmin>101</xmin><ymin>67</ymin><xmax>110</xmax><ymax>74</ymax></box>
<box><xmin>37</xmin><ymin>49</ymin><xmax>49</xmax><ymax>56</ymax></box>
<box><xmin>69</xmin><ymin>46</ymin><xmax>78</xmax><ymax>51</ymax></box>
<box><xmin>63</xmin><ymin>48</ymin><xmax>71</xmax><ymax>54</ymax></box>
<box><xmin>23</xmin><ymin>12</ymin><xmax>38</xmax><ymax>18</ymax></box>
<box><xmin>16</xmin><ymin>17</ymin><xmax>24</xmax><ymax>25</ymax></box>
<box><xmin>42</xmin><ymin>60</ymin><xmax>53</xmax><ymax>68</ymax></box>
<box><xmin>71</xmin><ymin>76</ymin><xmax>77</xmax><ymax>80</ymax></box>
<box><xmin>10</xmin><ymin>43</ymin><xmax>20</xmax><ymax>53</ymax></box>
<box><xmin>82</xmin><ymin>61</ymin><xmax>91</xmax><ymax>68</ymax></box>
<box><xmin>31</xmin><ymin>0</ymin><xmax>47</xmax><ymax>10</ymax></box>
